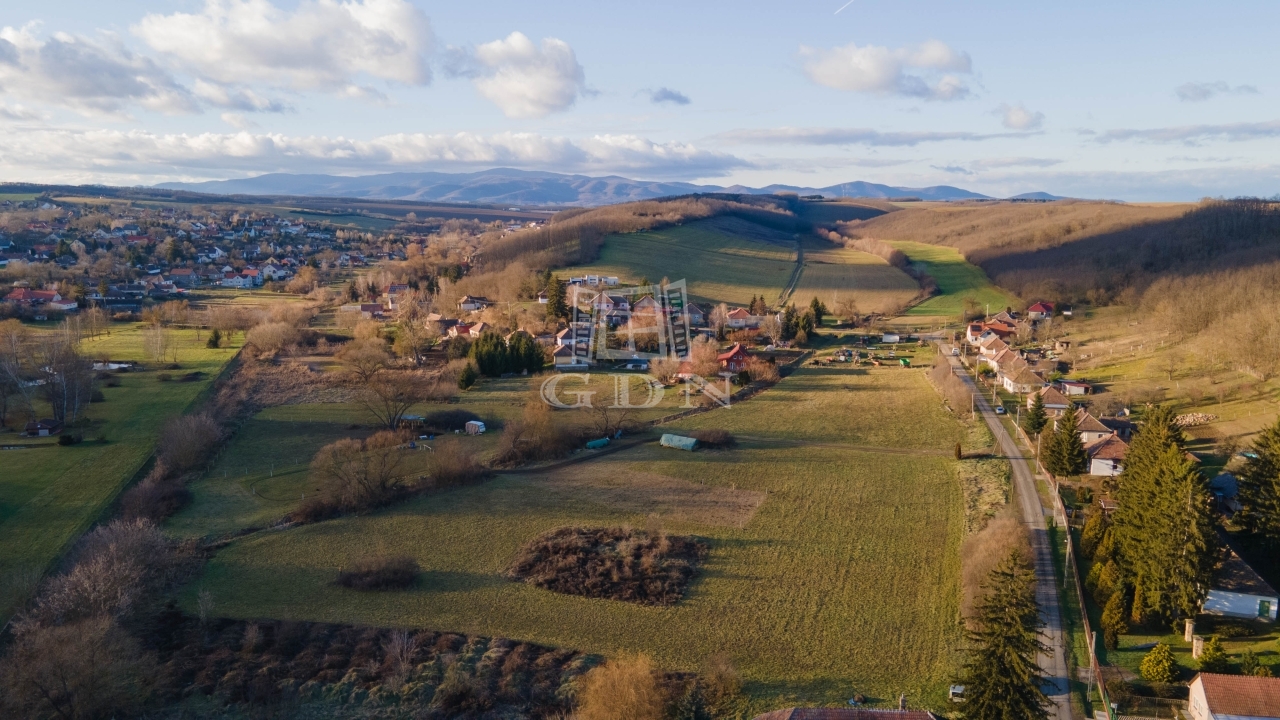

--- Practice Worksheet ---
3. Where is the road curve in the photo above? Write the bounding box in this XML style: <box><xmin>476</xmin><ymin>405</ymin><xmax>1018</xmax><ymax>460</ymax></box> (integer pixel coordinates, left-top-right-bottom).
<box><xmin>946</xmin><ymin>349</ymin><xmax>1073</xmax><ymax>720</ymax></box>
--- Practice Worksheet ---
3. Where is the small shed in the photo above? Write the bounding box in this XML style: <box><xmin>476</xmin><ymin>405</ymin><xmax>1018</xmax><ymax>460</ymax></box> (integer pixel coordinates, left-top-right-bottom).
<box><xmin>660</xmin><ymin>434</ymin><xmax>699</xmax><ymax>451</ymax></box>
<box><xmin>464</xmin><ymin>420</ymin><xmax>486</xmax><ymax>435</ymax></box>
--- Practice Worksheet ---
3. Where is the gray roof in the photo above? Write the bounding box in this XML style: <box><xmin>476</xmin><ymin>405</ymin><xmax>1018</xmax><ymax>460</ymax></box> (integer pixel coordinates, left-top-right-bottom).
<box><xmin>1216</xmin><ymin>549</ymin><xmax>1279</xmax><ymax>597</ymax></box>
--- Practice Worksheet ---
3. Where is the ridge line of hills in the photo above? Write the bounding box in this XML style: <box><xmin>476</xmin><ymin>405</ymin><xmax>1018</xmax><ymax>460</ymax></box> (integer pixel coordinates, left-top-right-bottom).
<box><xmin>154</xmin><ymin>167</ymin><xmax>1065</xmax><ymax>206</ymax></box>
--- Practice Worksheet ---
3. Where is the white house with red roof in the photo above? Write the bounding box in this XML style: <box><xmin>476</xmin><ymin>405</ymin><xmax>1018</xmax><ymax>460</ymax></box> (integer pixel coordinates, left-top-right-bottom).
<box><xmin>1189</xmin><ymin>673</ymin><xmax>1280</xmax><ymax>720</ymax></box>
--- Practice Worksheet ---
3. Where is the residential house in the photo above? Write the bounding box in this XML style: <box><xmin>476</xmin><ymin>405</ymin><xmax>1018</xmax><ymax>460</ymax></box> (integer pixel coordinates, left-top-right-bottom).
<box><xmin>592</xmin><ymin>293</ymin><xmax>629</xmax><ymax>313</ymax></box>
<box><xmin>1100</xmin><ymin>416</ymin><xmax>1136</xmax><ymax>440</ymax></box>
<box><xmin>717</xmin><ymin>343</ymin><xmax>750</xmax><ymax>373</ymax></box>
<box><xmin>536</xmin><ymin>291</ymin><xmax>548</xmax><ymax>304</ymax></box>
<box><xmin>978</xmin><ymin>335</ymin><xmax>1009</xmax><ymax>358</ymax></box>
<box><xmin>1202</xmin><ymin>550</ymin><xmax>1279</xmax><ymax>621</ymax></box>
<box><xmin>1085</xmin><ymin>433</ymin><xmax>1128</xmax><ymax>476</ymax></box>
<box><xmin>1188</xmin><ymin>673</ymin><xmax>1280</xmax><ymax>720</ymax></box>
<box><xmin>1027</xmin><ymin>385</ymin><xmax>1072</xmax><ymax>416</ymax></box>
<box><xmin>1056</xmin><ymin>380</ymin><xmax>1092</xmax><ymax>396</ymax></box>
<box><xmin>5</xmin><ymin>288</ymin><xmax>61</xmax><ymax>304</ymax></box>
<box><xmin>986</xmin><ymin>348</ymin><xmax>1022</xmax><ymax>374</ymax></box>
<box><xmin>685</xmin><ymin>303</ymin><xmax>707</xmax><ymax>327</ymax></box>
<box><xmin>552</xmin><ymin>344</ymin><xmax>589</xmax><ymax>369</ymax></box>
<box><xmin>240</xmin><ymin>268</ymin><xmax>263</xmax><ymax>286</ymax></box>
<box><xmin>448</xmin><ymin>323</ymin><xmax>474</xmax><ymax>338</ymax></box>
<box><xmin>25</xmin><ymin>419</ymin><xmax>63</xmax><ymax>437</ymax></box>
<box><xmin>631</xmin><ymin>295</ymin><xmax>662</xmax><ymax>315</ymax></box>
<box><xmin>468</xmin><ymin>322</ymin><xmax>490</xmax><ymax>338</ymax></box>
<box><xmin>221</xmin><ymin>273</ymin><xmax>253</xmax><ymax>289</ymax></box>
<box><xmin>168</xmin><ymin>268</ymin><xmax>199</xmax><ymax>287</ymax></box>
<box><xmin>990</xmin><ymin>310</ymin><xmax>1019</xmax><ymax>325</ymax></box>
<box><xmin>725</xmin><ymin>307</ymin><xmax>760</xmax><ymax>329</ymax></box>
<box><xmin>1027</xmin><ymin>301</ymin><xmax>1055</xmax><ymax>320</ymax></box>
<box><xmin>1072</xmin><ymin>408</ymin><xmax>1113</xmax><ymax>444</ymax></box>
<box><xmin>339</xmin><ymin>303</ymin><xmax>384</xmax><ymax>320</ymax></box>
<box><xmin>261</xmin><ymin>263</ymin><xmax>291</xmax><ymax>281</ymax></box>
<box><xmin>1000</xmin><ymin>363</ymin><xmax>1044</xmax><ymax>394</ymax></box>
<box><xmin>458</xmin><ymin>295</ymin><xmax>491</xmax><ymax>312</ymax></box>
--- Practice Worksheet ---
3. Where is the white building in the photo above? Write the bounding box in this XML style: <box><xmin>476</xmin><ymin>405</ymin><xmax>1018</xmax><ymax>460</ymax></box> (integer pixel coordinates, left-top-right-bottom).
<box><xmin>1188</xmin><ymin>673</ymin><xmax>1280</xmax><ymax>720</ymax></box>
<box><xmin>1202</xmin><ymin>550</ymin><xmax>1279</xmax><ymax>621</ymax></box>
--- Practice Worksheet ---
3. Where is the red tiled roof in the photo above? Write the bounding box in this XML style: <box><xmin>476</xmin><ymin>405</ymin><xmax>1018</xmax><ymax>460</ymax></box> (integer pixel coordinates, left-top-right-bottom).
<box><xmin>1195</xmin><ymin>672</ymin><xmax>1280</xmax><ymax>718</ymax></box>
<box><xmin>1028</xmin><ymin>301</ymin><xmax>1055</xmax><ymax>313</ymax></box>
<box><xmin>726</xmin><ymin>308</ymin><xmax>752</xmax><ymax>319</ymax></box>
<box><xmin>1085</xmin><ymin>433</ymin><xmax>1128</xmax><ymax>461</ymax></box>
<box><xmin>753</xmin><ymin>709</ymin><xmax>938</xmax><ymax>720</ymax></box>
<box><xmin>717</xmin><ymin>342</ymin><xmax>747</xmax><ymax>361</ymax></box>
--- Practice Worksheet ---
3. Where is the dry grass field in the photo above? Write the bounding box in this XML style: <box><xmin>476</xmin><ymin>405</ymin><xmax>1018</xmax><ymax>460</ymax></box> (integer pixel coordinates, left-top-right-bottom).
<box><xmin>180</xmin><ymin>362</ymin><xmax>982</xmax><ymax>713</ymax></box>
<box><xmin>792</xmin><ymin>237</ymin><xmax>920</xmax><ymax>314</ymax></box>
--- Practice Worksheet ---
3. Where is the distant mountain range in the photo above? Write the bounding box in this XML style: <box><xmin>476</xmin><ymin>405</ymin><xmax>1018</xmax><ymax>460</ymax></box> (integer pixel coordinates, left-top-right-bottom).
<box><xmin>157</xmin><ymin>168</ymin><xmax>1065</xmax><ymax>206</ymax></box>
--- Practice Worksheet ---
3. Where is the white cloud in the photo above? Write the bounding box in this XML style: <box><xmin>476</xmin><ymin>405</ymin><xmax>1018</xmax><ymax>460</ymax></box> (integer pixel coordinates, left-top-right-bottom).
<box><xmin>717</xmin><ymin>126</ymin><xmax>1033</xmax><ymax>146</ymax></box>
<box><xmin>133</xmin><ymin>0</ymin><xmax>433</xmax><ymax>93</ymax></box>
<box><xmin>220</xmin><ymin>112</ymin><xmax>256</xmax><ymax>129</ymax></box>
<box><xmin>450</xmin><ymin>32</ymin><xmax>587</xmax><ymax>118</ymax></box>
<box><xmin>1175</xmin><ymin>81</ymin><xmax>1259</xmax><ymax>102</ymax></box>
<box><xmin>0</xmin><ymin>101</ymin><xmax>42</xmax><ymax>121</ymax></box>
<box><xmin>0</xmin><ymin>25</ymin><xmax>196</xmax><ymax>116</ymax></box>
<box><xmin>800</xmin><ymin>39</ymin><xmax>972</xmax><ymax>100</ymax></box>
<box><xmin>997</xmin><ymin>103</ymin><xmax>1044</xmax><ymax>130</ymax></box>
<box><xmin>1096</xmin><ymin>119</ymin><xmax>1280</xmax><ymax>144</ymax></box>
<box><xmin>194</xmin><ymin>80</ymin><xmax>289</xmax><ymax>112</ymax></box>
<box><xmin>0</xmin><ymin>127</ymin><xmax>746</xmax><ymax>182</ymax></box>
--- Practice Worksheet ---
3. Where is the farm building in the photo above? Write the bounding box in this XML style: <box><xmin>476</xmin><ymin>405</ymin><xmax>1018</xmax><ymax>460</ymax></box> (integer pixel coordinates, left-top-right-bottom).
<box><xmin>458</xmin><ymin>295</ymin><xmax>491</xmax><ymax>311</ymax></box>
<box><xmin>25</xmin><ymin>419</ymin><xmax>63</xmax><ymax>437</ymax></box>
<box><xmin>881</xmin><ymin>332</ymin><xmax>901</xmax><ymax>344</ymax></box>
<box><xmin>1188</xmin><ymin>673</ymin><xmax>1280</xmax><ymax>720</ymax></box>
<box><xmin>1202</xmin><ymin>550</ymin><xmax>1278</xmax><ymax>621</ymax></box>
<box><xmin>1084</xmin><ymin>433</ymin><xmax>1128</xmax><ymax>476</ymax></box>
<box><xmin>717</xmin><ymin>343</ymin><xmax>750</xmax><ymax>373</ymax></box>
<box><xmin>1056</xmin><ymin>380</ymin><xmax>1092</xmax><ymax>396</ymax></box>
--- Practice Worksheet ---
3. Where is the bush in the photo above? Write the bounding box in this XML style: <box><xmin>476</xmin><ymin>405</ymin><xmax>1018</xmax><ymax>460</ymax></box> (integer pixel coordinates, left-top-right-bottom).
<box><xmin>157</xmin><ymin>413</ymin><xmax>221</xmax><ymax>473</ymax></box>
<box><xmin>334</xmin><ymin>555</ymin><xmax>419</xmax><ymax>590</ymax></box>
<box><xmin>245</xmin><ymin>321</ymin><xmax>301</xmax><ymax>354</ymax></box>
<box><xmin>1140</xmin><ymin>643</ymin><xmax>1178</xmax><ymax>683</ymax></box>
<box><xmin>430</xmin><ymin>436</ymin><xmax>487</xmax><ymax>487</ymax></box>
<box><xmin>507</xmin><ymin>526</ymin><xmax>708</xmax><ymax>606</ymax></box>
<box><xmin>311</xmin><ymin>430</ymin><xmax>411</xmax><ymax>511</ymax></box>
<box><xmin>206</xmin><ymin>327</ymin><xmax>222</xmax><ymax>348</ymax></box>
<box><xmin>57</xmin><ymin>433</ymin><xmax>83</xmax><ymax>446</ymax></box>
<box><xmin>1198</xmin><ymin>636</ymin><xmax>1230</xmax><ymax>673</ymax></box>
<box><xmin>1101</xmin><ymin>589</ymin><xmax>1129</xmax><ymax>650</ymax></box>
<box><xmin>575</xmin><ymin>654</ymin><xmax>665</xmax><ymax>720</ymax></box>
<box><xmin>458</xmin><ymin>361</ymin><xmax>478</xmax><ymax>390</ymax></box>
<box><xmin>119</xmin><ymin>476</ymin><xmax>190</xmax><ymax>522</ymax></box>
<box><xmin>157</xmin><ymin>372</ymin><xmax>172</xmax><ymax>381</ymax></box>
<box><xmin>690</xmin><ymin>429</ymin><xmax>735</xmax><ymax>448</ymax></box>
<box><xmin>288</xmin><ymin>497</ymin><xmax>339</xmax><ymax>524</ymax></box>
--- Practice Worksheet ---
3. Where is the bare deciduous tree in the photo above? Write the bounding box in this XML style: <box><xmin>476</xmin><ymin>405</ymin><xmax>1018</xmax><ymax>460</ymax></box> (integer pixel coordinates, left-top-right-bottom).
<box><xmin>312</xmin><ymin>431</ymin><xmax>409</xmax><ymax>509</ymax></box>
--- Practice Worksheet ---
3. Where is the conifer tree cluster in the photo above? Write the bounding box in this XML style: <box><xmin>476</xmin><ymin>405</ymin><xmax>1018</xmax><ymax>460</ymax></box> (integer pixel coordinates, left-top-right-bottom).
<box><xmin>545</xmin><ymin>277</ymin><xmax>569</xmax><ymax>320</ymax></box>
<box><xmin>1111</xmin><ymin>406</ymin><xmax>1218</xmax><ymax>625</ymax></box>
<box><xmin>957</xmin><ymin>550</ymin><xmax>1050</xmax><ymax>720</ymax></box>
<box><xmin>469</xmin><ymin>331</ymin><xmax>546</xmax><ymax>377</ymax></box>
<box><xmin>1236</xmin><ymin>415</ymin><xmax>1280</xmax><ymax>547</ymax></box>
<box><xmin>1042</xmin><ymin>408</ymin><xmax>1087</xmax><ymax>477</ymax></box>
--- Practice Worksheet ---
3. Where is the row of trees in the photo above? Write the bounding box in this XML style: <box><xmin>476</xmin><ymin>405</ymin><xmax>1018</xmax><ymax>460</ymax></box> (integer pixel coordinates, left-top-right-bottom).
<box><xmin>0</xmin><ymin>319</ymin><xmax>97</xmax><ymax>427</ymax></box>
<box><xmin>469</xmin><ymin>331</ymin><xmax>546</xmax><ymax>378</ymax></box>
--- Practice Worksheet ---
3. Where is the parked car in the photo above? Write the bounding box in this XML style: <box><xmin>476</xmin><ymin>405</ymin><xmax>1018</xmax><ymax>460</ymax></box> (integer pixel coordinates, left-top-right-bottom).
<box><xmin>995</xmin><ymin>406</ymin><xmax>1007</xmax><ymax>415</ymax></box>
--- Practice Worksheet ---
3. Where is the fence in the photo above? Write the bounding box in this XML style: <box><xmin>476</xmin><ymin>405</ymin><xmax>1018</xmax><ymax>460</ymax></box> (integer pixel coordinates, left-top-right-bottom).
<box><xmin>1015</xmin><ymin>424</ymin><xmax>1112</xmax><ymax>718</ymax></box>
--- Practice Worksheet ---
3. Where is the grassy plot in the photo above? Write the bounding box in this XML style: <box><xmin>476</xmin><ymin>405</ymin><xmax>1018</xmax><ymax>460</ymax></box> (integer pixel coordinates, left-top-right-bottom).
<box><xmin>886</xmin><ymin>241</ymin><xmax>1021</xmax><ymax>318</ymax></box>
<box><xmin>0</xmin><ymin>325</ymin><xmax>239</xmax><ymax>622</ymax></box>
<box><xmin>566</xmin><ymin>216</ymin><xmax>797</xmax><ymax>306</ymax></box>
<box><xmin>792</xmin><ymin>238</ymin><xmax>920</xmax><ymax>314</ymax></box>
<box><xmin>183</xmin><ymin>365</ymin><xmax>970</xmax><ymax>712</ymax></box>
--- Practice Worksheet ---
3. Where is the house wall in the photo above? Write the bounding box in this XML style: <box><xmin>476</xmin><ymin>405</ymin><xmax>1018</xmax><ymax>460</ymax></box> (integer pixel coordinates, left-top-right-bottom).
<box><xmin>1090</xmin><ymin>458</ymin><xmax>1122</xmax><ymax>477</ymax></box>
<box><xmin>1203</xmin><ymin>589</ymin><xmax>1279</xmax><ymax>620</ymax></box>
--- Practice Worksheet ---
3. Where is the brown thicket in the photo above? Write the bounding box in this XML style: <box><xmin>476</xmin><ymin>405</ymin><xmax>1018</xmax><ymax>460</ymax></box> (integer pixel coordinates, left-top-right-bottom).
<box><xmin>156</xmin><ymin>412</ymin><xmax>221</xmax><ymax>472</ymax></box>
<box><xmin>334</xmin><ymin>555</ymin><xmax>420</xmax><ymax>590</ymax></box>
<box><xmin>507</xmin><ymin>526</ymin><xmax>708</xmax><ymax>606</ymax></box>
<box><xmin>575</xmin><ymin>654</ymin><xmax>667</xmax><ymax>720</ymax></box>
<box><xmin>311</xmin><ymin>430</ymin><xmax>412</xmax><ymax>511</ymax></box>
<box><xmin>494</xmin><ymin>400</ymin><xmax>581</xmax><ymax>465</ymax></box>
<box><xmin>960</xmin><ymin>509</ymin><xmax>1032</xmax><ymax>620</ymax></box>
<box><xmin>430</xmin><ymin>436</ymin><xmax>488</xmax><ymax>487</ymax></box>
<box><xmin>929</xmin><ymin>356</ymin><xmax>974</xmax><ymax>419</ymax></box>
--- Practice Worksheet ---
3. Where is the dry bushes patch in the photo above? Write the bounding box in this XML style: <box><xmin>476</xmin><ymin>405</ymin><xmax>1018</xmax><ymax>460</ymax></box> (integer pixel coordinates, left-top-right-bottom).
<box><xmin>960</xmin><ymin>509</ymin><xmax>1031</xmax><ymax>620</ymax></box>
<box><xmin>689</xmin><ymin>429</ymin><xmax>736</xmax><ymax>448</ymax></box>
<box><xmin>507</xmin><ymin>527</ymin><xmax>708</xmax><ymax>606</ymax></box>
<box><xmin>335</xmin><ymin>555</ymin><xmax>420</xmax><ymax>591</ymax></box>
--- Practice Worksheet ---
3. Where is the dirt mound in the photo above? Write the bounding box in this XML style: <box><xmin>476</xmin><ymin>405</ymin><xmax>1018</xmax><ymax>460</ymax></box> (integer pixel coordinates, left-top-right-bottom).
<box><xmin>507</xmin><ymin>526</ymin><xmax>708</xmax><ymax>606</ymax></box>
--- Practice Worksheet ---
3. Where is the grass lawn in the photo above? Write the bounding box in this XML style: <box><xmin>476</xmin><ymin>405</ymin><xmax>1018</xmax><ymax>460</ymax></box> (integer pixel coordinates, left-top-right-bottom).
<box><xmin>566</xmin><ymin>216</ymin><xmax>798</xmax><ymax>306</ymax></box>
<box><xmin>181</xmin><ymin>363</ymin><xmax>975</xmax><ymax>713</ymax></box>
<box><xmin>0</xmin><ymin>324</ymin><xmax>240</xmax><ymax>623</ymax></box>
<box><xmin>792</xmin><ymin>238</ymin><xmax>920</xmax><ymax>315</ymax></box>
<box><xmin>886</xmin><ymin>241</ymin><xmax>1021</xmax><ymax>318</ymax></box>
<box><xmin>168</xmin><ymin>373</ymin><xmax>695</xmax><ymax>540</ymax></box>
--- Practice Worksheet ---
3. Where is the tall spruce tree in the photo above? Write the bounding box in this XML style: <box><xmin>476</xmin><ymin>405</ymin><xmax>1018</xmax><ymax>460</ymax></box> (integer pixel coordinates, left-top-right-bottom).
<box><xmin>1237</xmin><ymin>415</ymin><xmax>1280</xmax><ymax>547</ymax></box>
<box><xmin>1113</xmin><ymin>405</ymin><xmax>1217</xmax><ymax>624</ymax></box>
<box><xmin>1025</xmin><ymin>391</ymin><xmax>1048</xmax><ymax>436</ymax></box>
<box><xmin>545</xmin><ymin>277</ymin><xmax>568</xmax><ymax>320</ymax></box>
<box><xmin>958</xmin><ymin>550</ymin><xmax>1050</xmax><ymax>720</ymax></box>
<box><xmin>1044</xmin><ymin>409</ymin><xmax>1087</xmax><ymax>476</ymax></box>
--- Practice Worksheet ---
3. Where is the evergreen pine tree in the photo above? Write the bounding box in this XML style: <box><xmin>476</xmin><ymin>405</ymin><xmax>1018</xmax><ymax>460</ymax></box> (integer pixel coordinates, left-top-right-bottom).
<box><xmin>957</xmin><ymin>551</ymin><xmax>1050</xmax><ymax>720</ymax></box>
<box><xmin>1044</xmin><ymin>410</ymin><xmax>1086</xmax><ymax>476</ymax></box>
<box><xmin>1237</xmin><ymin>415</ymin><xmax>1280</xmax><ymax>548</ymax></box>
<box><xmin>1139</xmin><ymin>643</ymin><xmax>1177</xmax><ymax>683</ymax></box>
<box><xmin>545</xmin><ymin>277</ymin><xmax>569</xmax><ymax>320</ymax></box>
<box><xmin>809</xmin><ymin>297</ymin><xmax>827</xmax><ymax>327</ymax></box>
<box><xmin>1025</xmin><ymin>391</ymin><xmax>1048</xmax><ymax>436</ymax></box>
<box><xmin>1101</xmin><ymin>588</ymin><xmax>1129</xmax><ymax>650</ymax></box>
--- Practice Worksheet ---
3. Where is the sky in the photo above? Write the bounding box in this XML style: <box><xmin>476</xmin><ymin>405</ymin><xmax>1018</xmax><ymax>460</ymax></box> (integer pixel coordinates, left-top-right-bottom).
<box><xmin>1</xmin><ymin>0</ymin><xmax>1278</xmax><ymax>200</ymax></box>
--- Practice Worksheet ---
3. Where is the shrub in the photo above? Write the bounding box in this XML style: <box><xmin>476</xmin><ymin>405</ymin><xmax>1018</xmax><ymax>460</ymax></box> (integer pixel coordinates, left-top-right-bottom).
<box><xmin>690</xmin><ymin>429</ymin><xmax>735</xmax><ymax>448</ymax></box>
<box><xmin>430</xmin><ymin>436</ymin><xmax>487</xmax><ymax>487</ymax></box>
<box><xmin>288</xmin><ymin>497</ymin><xmax>339</xmax><ymax>524</ymax></box>
<box><xmin>1198</xmin><ymin>636</ymin><xmax>1230</xmax><ymax>673</ymax></box>
<box><xmin>245</xmin><ymin>321</ymin><xmax>301</xmax><ymax>354</ymax></box>
<box><xmin>311</xmin><ymin>430</ymin><xmax>411</xmax><ymax>511</ymax></box>
<box><xmin>458</xmin><ymin>361</ymin><xmax>478</xmax><ymax>389</ymax></box>
<box><xmin>1101</xmin><ymin>589</ymin><xmax>1129</xmax><ymax>650</ymax></box>
<box><xmin>57</xmin><ymin>433</ymin><xmax>83</xmax><ymax>446</ymax></box>
<box><xmin>157</xmin><ymin>372</ymin><xmax>172</xmax><ymax>382</ymax></box>
<box><xmin>701</xmin><ymin>653</ymin><xmax>742</xmax><ymax>708</ymax></box>
<box><xmin>960</xmin><ymin>510</ymin><xmax>1031</xmax><ymax>619</ymax></box>
<box><xmin>1140</xmin><ymin>643</ymin><xmax>1177</xmax><ymax>683</ymax></box>
<box><xmin>334</xmin><ymin>555</ymin><xmax>419</xmax><ymax>590</ymax></box>
<box><xmin>157</xmin><ymin>412</ymin><xmax>221</xmax><ymax>473</ymax></box>
<box><xmin>507</xmin><ymin>526</ymin><xmax>707</xmax><ymax>606</ymax></box>
<box><xmin>494</xmin><ymin>401</ymin><xmax>580</xmax><ymax>465</ymax></box>
<box><xmin>1239</xmin><ymin>649</ymin><xmax>1261</xmax><ymax>676</ymax></box>
<box><xmin>119</xmin><ymin>477</ymin><xmax>190</xmax><ymax>522</ymax></box>
<box><xmin>575</xmin><ymin>654</ymin><xmax>665</xmax><ymax>720</ymax></box>
<box><xmin>206</xmin><ymin>327</ymin><xmax>222</xmax><ymax>348</ymax></box>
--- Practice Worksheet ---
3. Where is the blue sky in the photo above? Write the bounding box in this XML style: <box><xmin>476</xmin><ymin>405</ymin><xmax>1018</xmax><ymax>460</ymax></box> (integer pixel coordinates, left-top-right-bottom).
<box><xmin>1</xmin><ymin>0</ymin><xmax>1277</xmax><ymax>199</ymax></box>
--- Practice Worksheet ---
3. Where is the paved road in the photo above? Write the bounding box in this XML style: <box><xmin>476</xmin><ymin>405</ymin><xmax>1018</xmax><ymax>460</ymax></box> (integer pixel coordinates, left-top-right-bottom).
<box><xmin>946</xmin><ymin>348</ymin><xmax>1073</xmax><ymax>720</ymax></box>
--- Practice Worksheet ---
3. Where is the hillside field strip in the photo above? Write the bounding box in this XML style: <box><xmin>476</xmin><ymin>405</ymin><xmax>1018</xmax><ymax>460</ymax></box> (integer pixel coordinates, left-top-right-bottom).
<box><xmin>886</xmin><ymin>241</ymin><xmax>1021</xmax><ymax>318</ymax></box>
<box><xmin>567</xmin><ymin>216</ymin><xmax>798</xmax><ymax>306</ymax></box>
<box><xmin>0</xmin><ymin>325</ymin><xmax>240</xmax><ymax>623</ymax></box>
<box><xmin>792</xmin><ymin>238</ymin><xmax>920</xmax><ymax>314</ymax></box>
<box><xmin>181</xmin><ymin>361</ymin><xmax>980</xmax><ymax>713</ymax></box>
